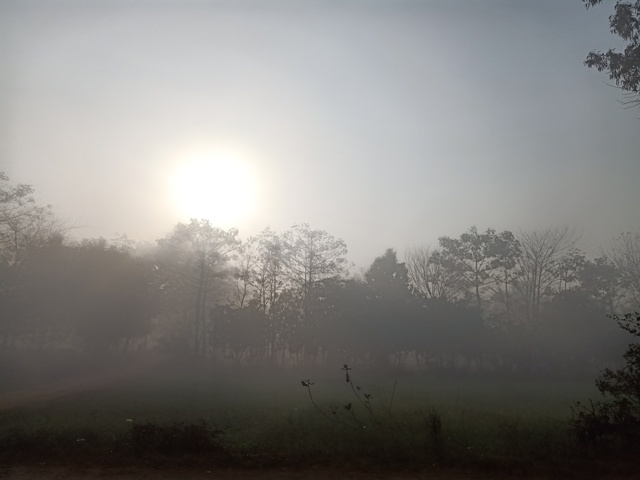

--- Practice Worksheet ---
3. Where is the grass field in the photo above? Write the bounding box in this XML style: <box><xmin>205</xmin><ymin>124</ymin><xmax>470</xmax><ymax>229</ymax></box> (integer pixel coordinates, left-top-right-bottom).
<box><xmin>0</xmin><ymin>360</ymin><xmax>632</xmax><ymax>476</ymax></box>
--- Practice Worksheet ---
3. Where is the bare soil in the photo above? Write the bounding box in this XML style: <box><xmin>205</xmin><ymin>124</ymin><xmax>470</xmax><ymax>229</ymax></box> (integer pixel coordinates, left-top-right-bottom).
<box><xmin>0</xmin><ymin>465</ymin><xmax>587</xmax><ymax>479</ymax></box>
<box><xmin>0</xmin><ymin>354</ymin><xmax>168</xmax><ymax>412</ymax></box>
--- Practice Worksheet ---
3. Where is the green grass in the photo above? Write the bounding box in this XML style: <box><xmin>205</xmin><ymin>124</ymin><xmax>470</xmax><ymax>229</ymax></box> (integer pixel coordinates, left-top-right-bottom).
<box><xmin>0</xmin><ymin>363</ymin><xmax>625</xmax><ymax>473</ymax></box>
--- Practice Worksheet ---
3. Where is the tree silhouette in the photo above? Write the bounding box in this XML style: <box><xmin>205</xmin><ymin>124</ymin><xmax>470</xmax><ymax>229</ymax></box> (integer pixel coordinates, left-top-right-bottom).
<box><xmin>583</xmin><ymin>0</ymin><xmax>640</xmax><ymax>108</ymax></box>
<box><xmin>572</xmin><ymin>309</ymin><xmax>640</xmax><ymax>447</ymax></box>
<box><xmin>157</xmin><ymin>219</ymin><xmax>240</xmax><ymax>360</ymax></box>
<box><xmin>406</xmin><ymin>246</ymin><xmax>467</xmax><ymax>301</ymax></box>
<box><xmin>280</xmin><ymin>223</ymin><xmax>349</xmax><ymax>300</ymax></box>
<box><xmin>609</xmin><ymin>232</ymin><xmax>640</xmax><ymax>306</ymax></box>
<box><xmin>0</xmin><ymin>172</ymin><xmax>65</xmax><ymax>267</ymax></box>
<box><xmin>513</xmin><ymin>227</ymin><xmax>576</xmax><ymax>326</ymax></box>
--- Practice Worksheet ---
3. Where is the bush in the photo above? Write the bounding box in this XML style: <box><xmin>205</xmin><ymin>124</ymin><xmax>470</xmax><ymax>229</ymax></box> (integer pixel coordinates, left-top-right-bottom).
<box><xmin>129</xmin><ymin>420</ymin><xmax>224</xmax><ymax>456</ymax></box>
<box><xmin>571</xmin><ymin>310</ymin><xmax>640</xmax><ymax>448</ymax></box>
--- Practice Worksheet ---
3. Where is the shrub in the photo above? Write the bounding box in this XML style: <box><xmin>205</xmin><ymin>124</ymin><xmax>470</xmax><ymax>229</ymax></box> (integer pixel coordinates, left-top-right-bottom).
<box><xmin>129</xmin><ymin>420</ymin><xmax>224</xmax><ymax>456</ymax></box>
<box><xmin>571</xmin><ymin>310</ymin><xmax>640</xmax><ymax>448</ymax></box>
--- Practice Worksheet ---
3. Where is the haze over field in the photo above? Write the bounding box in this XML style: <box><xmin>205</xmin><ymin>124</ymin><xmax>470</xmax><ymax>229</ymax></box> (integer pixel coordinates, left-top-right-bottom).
<box><xmin>4</xmin><ymin>3</ymin><xmax>640</xmax><ymax>473</ymax></box>
<box><xmin>2</xmin><ymin>0</ymin><xmax>639</xmax><ymax>268</ymax></box>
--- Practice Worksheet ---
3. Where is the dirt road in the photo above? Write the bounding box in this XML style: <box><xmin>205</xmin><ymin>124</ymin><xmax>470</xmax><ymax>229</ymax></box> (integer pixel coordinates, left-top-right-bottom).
<box><xmin>0</xmin><ymin>465</ymin><xmax>568</xmax><ymax>479</ymax></box>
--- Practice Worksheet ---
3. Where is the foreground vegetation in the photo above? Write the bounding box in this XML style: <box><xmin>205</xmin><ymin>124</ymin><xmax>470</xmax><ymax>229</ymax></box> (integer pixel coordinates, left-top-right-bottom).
<box><xmin>0</xmin><ymin>360</ymin><xmax>636</xmax><ymax>477</ymax></box>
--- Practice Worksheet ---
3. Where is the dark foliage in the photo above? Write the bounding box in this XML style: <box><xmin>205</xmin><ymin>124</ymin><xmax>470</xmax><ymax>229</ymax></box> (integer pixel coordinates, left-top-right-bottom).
<box><xmin>129</xmin><ymin>420</ymin><xmax>224</xmax><ymax>456</ymax></box>
<box><xmin>584</xmin><ymin>0</ymin><xmax>640</xmax><ymax>107</ymax></box>
<box><xmin>571</xmin><ymin>310</ymin><xmax>640</xmax><ymax>448</ymax></box>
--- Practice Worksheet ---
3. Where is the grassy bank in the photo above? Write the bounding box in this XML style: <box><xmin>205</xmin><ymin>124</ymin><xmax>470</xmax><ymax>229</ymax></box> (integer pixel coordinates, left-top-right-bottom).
<box><xmin>0</xmin><ymin>363</ymin><xmax>631</xmax><ymax>476</ymax></box>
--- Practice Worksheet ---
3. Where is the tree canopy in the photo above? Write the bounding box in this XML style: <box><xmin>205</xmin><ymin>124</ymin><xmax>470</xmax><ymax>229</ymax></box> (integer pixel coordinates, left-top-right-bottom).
<box><xmin>584</xmin><ymin>0</ymin><xmax>640</xmax><ymax>107</ymax></box>
<box><xmin>0</xmin><ymin>172</ymin><xmax>636</xmax><ymax>375</ymax></box>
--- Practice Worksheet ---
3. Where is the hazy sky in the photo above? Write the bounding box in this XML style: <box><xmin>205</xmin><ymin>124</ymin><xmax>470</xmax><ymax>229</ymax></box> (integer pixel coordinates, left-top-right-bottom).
<box><xmin>2</xmin><ymin>0</ymin><xmax>639</xmax><ymax>269</ymax></box>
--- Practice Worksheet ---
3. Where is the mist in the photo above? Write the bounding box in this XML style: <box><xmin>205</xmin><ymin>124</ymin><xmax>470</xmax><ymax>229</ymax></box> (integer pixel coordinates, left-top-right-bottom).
<box><xmin>2</xmin><ymin>0</ymin><xmax>639</xmax><ymax>269</ymax></box>
<box><xmin>1</xmin><ymin>0</ymin><xmax>640</xmax><ymax>476</ymax></box>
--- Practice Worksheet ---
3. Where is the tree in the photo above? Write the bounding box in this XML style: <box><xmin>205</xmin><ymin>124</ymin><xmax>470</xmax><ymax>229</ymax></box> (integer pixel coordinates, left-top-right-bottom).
<box><xmin>362</xmin><ymin>249</ymin><xmax>426</xmax><ymax>367</ymax></box>
<box><xmin>513</xmin><ymin>227</ymin><xmax>577</xmax><ymax>326</ymax></box>
<box><xmin>230</xmin><ymin>228</ymin><xmax>286</xmax><ymax>362</ymax></box>
<box><xmin>0</xmin><ymin>173</ymin><xmax>68</xmax><ymax>348</ymax></box>
<box><xmin>487</xmin><ymin>230</ymin><xmax>522</xmax><ymax>325</ymax></box>
<box><xmin>438</xmin><ymin>226</ymin><xmax>502</xmax><ymax>309</ymax></box>
<box><xmin>552</xmin><ymin>248</ymin><xmax>587</xmax><ymax>293</ymax></box>
<box><xmin>225</xmin><ymin>224</ymin><xmax>349</xmax><ymax>365</ymax></box>
<box><xmin>572</xmin><ymin>309</ymin><xmax>640</xmax><ymax>447</ymax></box>
<box><xmin>280</xmin><ymin>223</ymin><xmax>349</xmax><ymax>299</ymax></box>
<box><xmin>365</xmin><ymin>248</ymin><xmax>411</xmax><ymax>300</ymax></box>
<box><xmin>0</xmin><ymin>172</ymin><xmax>65</xmax><ymax>267</ymax></box>
<box><xmin>268</xmin><ymin>286</ymin><xmax>306</xmax><ymax>365</ymax></box>
<box><xmin>236</xmin><ymin>228</ymin><xmax>285</xmax><ymax>316</ymax></box>
<box><xmin>0</xmin><ymin>235</ymin><xmax>68</xmax><ymax>346</ymax></box>
<box><xmin>405</xmin><ymin>246</ymin><xmax>467</xmax><ymax>301</ymax></box>
<box><xmin>1</xmin><ymin>236</ymin><xmax>156</xmax><ymax>351</ymax></box>
<box><xmin>66</xmin><ymin>238</ymin><xmax>157</xmax><ymax>351</ymax></box>
<box><xmin>156</xmin><ymin>219</ymin><xmax>241</xmax><ymax>360</ymax></box>
<box><xmin>583</xmin><ymin>0</ymin><xmax>640</xmax><ymax>107</ymax></box>
<box><xmin>578</xmin><ymin>255</ymin><xmax>621</xmax><ymax>313</ymax></box>
<box><xmin>416</xmin><ymin>298</ymin><xmax>486</xmax><ymax>371</ymax></box>
<box><xmin>538</xmin><ymin>289</ymin><xmax>619</xmax><ymax>370</ymax></box>
<box><xmin>213</xmin><ymin>304</ymin><xmax>266</xmax><ymax>365</ymax></box>
<box><xmin>609</xmin><ymin>231</ymin><xmax>640</xmax><ymax>306</ymax></box>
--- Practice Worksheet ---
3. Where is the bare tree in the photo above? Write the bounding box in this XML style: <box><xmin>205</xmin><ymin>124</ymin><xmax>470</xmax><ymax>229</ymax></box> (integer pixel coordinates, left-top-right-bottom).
<box><xmin>405</xmin><ymin>246</ymin><xmax>466</xmax><ymax>301</ymax></box>
<box><xmin>0</xmin><ymin>172</ymin><xmax>66</xmax><ymax>267</ymax></box>
<box><xmin>230</xmin><ymin>228</ymin><xmax>286</xmax><ymax>361</ymax></box>
<box><xmin>280</xmin><ymin>223</ymin><xmax>349</xmax><ymax>299</ymax></box>
<box><xmin>552</xmin><ymin>248</ymin><xmax>587</xmax><ymax>293</ymax></box>
<box><xmin>231</xmin><ymin>242</ymin><xmax>255</xmax><ymax>309</ymax></box>
<box><xmin>227</xmin><ymin>224</ymin><xmax>348</xmax><ymax>364</ymax></box>
<box><xmin>513</xmin><ymin>227</ymin><xmax>578</xmax><ymax>326</ymax></box>
<box><xmin>609</xmin><ymin>231</ymin><xmax>640</xmax><ymax>306</ymax></box>
<box><xmin>248</xmin><ymin>228</ymin><xmax>286</xmax><ymax>315</ymax></box>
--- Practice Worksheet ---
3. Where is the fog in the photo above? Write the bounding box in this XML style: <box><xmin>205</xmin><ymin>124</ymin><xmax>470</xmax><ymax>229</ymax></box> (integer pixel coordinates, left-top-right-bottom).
<box><xmin>1</xmin><ymin>1</ymin><xmax>640</xmax><ymax>473</ymax></box>
<box><xmin>2</xmin><ymin>1</ymin><xmax>639</xmax><ymax>270</ymax></box>
<box><xmin>1</xmin><ymin>216</ymin><xmax>637</xmax><ymax>380</ymax></box>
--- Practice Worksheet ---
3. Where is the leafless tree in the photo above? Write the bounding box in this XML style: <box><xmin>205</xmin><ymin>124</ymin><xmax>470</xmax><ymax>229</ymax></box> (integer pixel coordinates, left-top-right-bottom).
<box><xmin>609</xmin><ymin>231</ymin><xmax>640</xmax><ymax>306</ymax></box>
<box><xmin>280</xmin><ymin>223</ymin><xmax>349</xmax><ymax>300</ymax></box>
<box><xmin>0</xmin><ymin>172</ymin><xmax>66</xmax><ymax>267</ymax></box>
<box><xmin>513</xmin><ymin>226</ymin><xmax>578</xmax><ymax>326</ymax></box>
<box><xmin>405</xmin><ymin>246</ymin><xmax>466</xmax><ymax>301</ymax></box>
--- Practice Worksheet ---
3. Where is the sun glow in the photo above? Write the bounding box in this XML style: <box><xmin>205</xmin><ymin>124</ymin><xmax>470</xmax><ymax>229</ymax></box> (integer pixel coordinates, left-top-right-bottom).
<box><xmin>169</xmin><ymin>147</ymin><xmax>259</xmax><ymax>227</ymax></box>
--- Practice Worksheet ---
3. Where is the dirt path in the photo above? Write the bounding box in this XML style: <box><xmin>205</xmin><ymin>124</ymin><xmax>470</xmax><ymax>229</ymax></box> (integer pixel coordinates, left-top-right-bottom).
<box><xmin>0</xmin><ymin>465</ymin><xmax>569</xmax><ymax>479</ymax></box>
<box><xmin>1</xmin><ymin>466</ymin><xmax>391</xmax><ymax>479</ymax></box>
<box><xmin>0</xmin><ymin>355</ymin><xmax>167</xmax><ymax>412</ymax></box>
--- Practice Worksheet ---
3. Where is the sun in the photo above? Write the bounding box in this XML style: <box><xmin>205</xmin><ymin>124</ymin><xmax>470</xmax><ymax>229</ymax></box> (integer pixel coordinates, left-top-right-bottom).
<box><xmin>169</xmin><ymin>148</ymin><xmax>259</xmax><ymax>227</ymax></box>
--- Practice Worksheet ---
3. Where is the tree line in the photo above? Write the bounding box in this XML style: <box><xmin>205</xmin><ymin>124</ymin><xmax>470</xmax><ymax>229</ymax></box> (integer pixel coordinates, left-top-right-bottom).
<box><xmin>1</xmin><ymin>172</ymin><xmax>639</xmax><ymax>374</ymax></box>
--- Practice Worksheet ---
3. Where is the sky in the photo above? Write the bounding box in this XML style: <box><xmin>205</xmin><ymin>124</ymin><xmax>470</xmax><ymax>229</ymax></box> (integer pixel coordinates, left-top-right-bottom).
<box><xmin>2</xmin><ymin>0</ymin><xmax>639</xmax><ymax>270</ymax></box>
